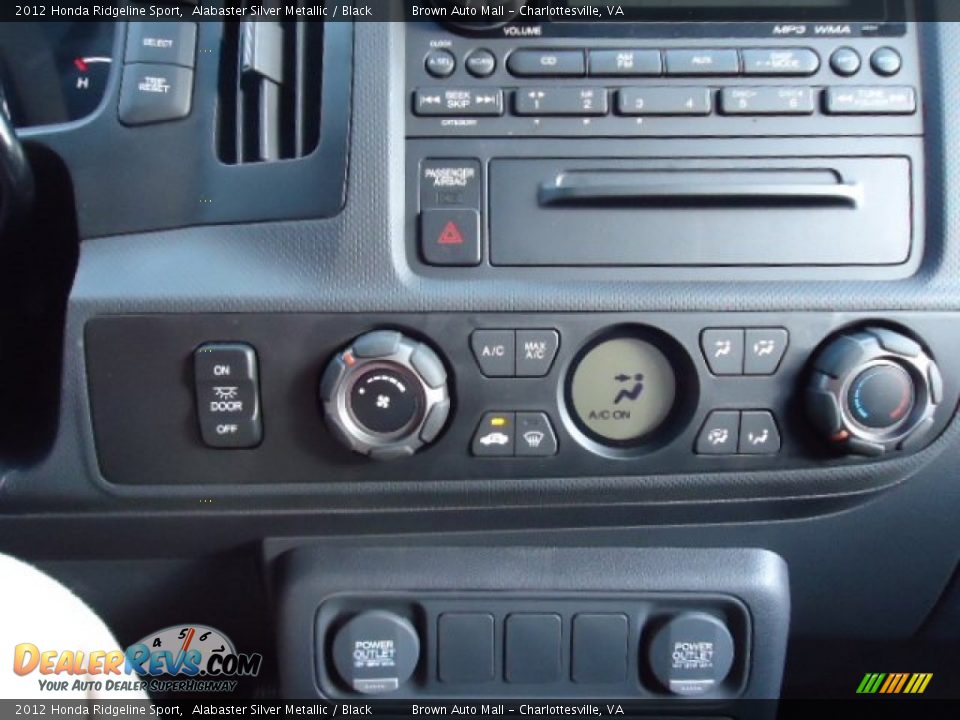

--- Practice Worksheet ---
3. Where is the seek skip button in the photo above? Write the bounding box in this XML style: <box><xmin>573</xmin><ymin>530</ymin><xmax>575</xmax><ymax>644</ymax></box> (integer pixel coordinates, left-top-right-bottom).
<box><xmin>516</xmin><ymin>329</ymin><xmax>559</xmax><ymax>377</ymax></box>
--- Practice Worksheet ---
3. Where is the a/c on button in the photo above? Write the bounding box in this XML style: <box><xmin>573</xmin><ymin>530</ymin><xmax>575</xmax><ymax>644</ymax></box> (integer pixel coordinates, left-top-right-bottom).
<box><xmin>568</xmin><ymin>336</ymin><xmax>677</xmax><ymax>445</ymax></box>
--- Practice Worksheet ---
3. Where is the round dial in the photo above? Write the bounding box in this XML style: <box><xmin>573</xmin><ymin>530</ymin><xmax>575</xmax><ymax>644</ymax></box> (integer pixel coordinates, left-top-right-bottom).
<box><xmin>320</xmin><ymin>331</ymin><xmax>450</xmax><ymax>461</ymax></box>
<box><xmin>806</xmin><ymin>327</ymin><xmax>942</xmax><ymax>456</ymax></box>
<box><xmin>432</xmin><ymin>0</ymin><xmax>528</xmax><ymax>31</ymax></box>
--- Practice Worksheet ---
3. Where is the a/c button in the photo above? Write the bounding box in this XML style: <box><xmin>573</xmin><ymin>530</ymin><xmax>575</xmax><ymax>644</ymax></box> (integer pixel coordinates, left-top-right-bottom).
<box><xmin>471</xmin><ymin>330</ymin><xmax>516</xmax><ymax>377</ymax></box>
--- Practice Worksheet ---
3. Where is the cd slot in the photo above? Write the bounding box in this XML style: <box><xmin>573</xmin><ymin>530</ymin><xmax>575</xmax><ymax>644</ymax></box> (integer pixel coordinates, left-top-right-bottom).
<box><xmin>538</xmin><ymin>169</ymin><xmax>864</xmax><ymax>208</ymax></box>
<box><xmin>490</xmin><ymin>157</ymin><xmax>911</xmax><ymax>267</ymax></box>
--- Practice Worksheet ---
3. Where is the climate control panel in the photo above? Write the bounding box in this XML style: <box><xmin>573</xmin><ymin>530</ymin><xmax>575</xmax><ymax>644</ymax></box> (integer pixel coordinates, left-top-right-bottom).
<box><xmin>85</xmin><ymin>312</ymin><xmax>958</xmax><ymax>488</ymax></box>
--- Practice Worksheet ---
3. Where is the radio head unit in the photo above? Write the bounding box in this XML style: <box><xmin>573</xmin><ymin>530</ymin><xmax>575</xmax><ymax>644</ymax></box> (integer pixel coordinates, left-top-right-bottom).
<box><xmin>405</xmin><ymin>5</ymin><xmax>923</xmax><ymax>277</ymax></box>
<box><xmin>420</xmin><ymin>0</ymin><xmax>906</xmax><ymax>35</ymax></box>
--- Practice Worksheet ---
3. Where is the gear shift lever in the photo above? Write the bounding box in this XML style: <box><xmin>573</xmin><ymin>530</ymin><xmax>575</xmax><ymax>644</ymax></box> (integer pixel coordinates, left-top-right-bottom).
<box><xmin>0</xmin><ymin>86</ymin><xmax>34</xmax><ymax>232</ymax></box>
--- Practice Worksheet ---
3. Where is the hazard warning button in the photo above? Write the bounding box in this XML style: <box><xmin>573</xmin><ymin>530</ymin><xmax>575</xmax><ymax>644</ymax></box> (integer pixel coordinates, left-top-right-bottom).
<box><xmin>421</xmin><ymin>208</ymin><xmax>481</xmax><ymax>266</ymax></box>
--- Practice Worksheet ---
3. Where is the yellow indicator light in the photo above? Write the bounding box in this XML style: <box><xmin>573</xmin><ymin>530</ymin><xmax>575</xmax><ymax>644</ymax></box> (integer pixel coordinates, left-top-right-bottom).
<box><xmin>491</xmin><ymin>417</ymin><xmax>507</xmax><ymax>427</ymax></box>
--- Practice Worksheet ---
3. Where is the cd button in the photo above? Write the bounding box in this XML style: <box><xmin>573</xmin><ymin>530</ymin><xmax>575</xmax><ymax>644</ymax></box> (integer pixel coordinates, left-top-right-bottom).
<box><xmin>507</xmin><ymin>49</ymin><xmax>585</xmax><ymax>77</ymax></box>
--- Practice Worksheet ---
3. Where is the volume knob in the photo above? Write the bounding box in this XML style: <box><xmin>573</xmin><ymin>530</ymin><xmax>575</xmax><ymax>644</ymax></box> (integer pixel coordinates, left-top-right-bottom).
<box><xmin>433</xmin><ymin>0</ymin><xmax>528</xmax><ymax>31</ymax></box>
<box><xmin>805</xmin><ymin>327</ymin><xmax>942</xmax><ymax>456</ymax></box>
<box><xmin>320</xmin><ymin>331</ymin><xmax>451</xmax><ymax>461</ymax></box>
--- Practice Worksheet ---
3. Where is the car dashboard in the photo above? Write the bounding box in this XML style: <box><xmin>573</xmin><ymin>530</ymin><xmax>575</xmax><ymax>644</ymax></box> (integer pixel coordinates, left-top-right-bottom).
<box><xmin>0</xmin><ymin>0</ymin><xmax>958</xmax><ymax>711</ymax></box>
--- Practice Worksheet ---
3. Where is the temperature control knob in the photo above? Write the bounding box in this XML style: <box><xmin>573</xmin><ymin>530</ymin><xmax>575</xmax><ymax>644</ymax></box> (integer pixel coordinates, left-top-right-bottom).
<box><xmin>320</xmin><ymin>331</ymin><xmax>450</xmax><ymax>461</ymax></box>
<box><xmin>805</xmin><ymin>327</ymin><xmax>942</xmax><ymax>456</ymax></box>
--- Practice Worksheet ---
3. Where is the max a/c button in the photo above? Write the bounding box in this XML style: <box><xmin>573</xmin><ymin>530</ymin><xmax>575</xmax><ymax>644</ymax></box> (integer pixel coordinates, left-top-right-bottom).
<box><xmin>421</xmin><ymin>208</ymin><xmax>481</xmax><ymax>266</ymax></box>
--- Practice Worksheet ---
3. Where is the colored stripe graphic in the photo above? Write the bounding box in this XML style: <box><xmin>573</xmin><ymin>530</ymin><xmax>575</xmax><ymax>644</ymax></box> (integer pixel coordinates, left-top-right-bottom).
<box><xmin>858</xmin><ymin>672</ymin><xmax>932</xmax><ymax>694</ymax></box>
<box><xmin>893</xmin><ymin>673</ymin><xmax>910</xmax><ymax>693</ymax></box>
<box><xmin>879</xmin><ymin>674</ymin><xmax>897</xmax><ymax>693</ymax></box>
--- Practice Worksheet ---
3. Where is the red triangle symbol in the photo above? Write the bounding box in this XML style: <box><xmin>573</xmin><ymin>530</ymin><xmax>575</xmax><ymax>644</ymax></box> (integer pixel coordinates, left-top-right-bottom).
<box><xmin>438</xmin><ymin>221</ymin><xmax>464</xmax><ymax>245</ymax></box>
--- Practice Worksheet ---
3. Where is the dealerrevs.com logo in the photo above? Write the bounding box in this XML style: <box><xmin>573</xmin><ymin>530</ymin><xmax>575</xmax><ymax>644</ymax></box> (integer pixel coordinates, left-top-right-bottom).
<box><xmin>13</xmin><ymin>624</ymin><xmax>262</xmax><ymax>694</ymax></box>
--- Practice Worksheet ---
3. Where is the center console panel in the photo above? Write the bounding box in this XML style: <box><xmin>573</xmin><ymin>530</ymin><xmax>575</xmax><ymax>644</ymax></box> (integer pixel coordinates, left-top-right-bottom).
<box><xmin>272</xmin><ymin>545</ymin><xmax>790</xmax><ymax>701</ymax></box>
<box><xmin>85</xmin><ymin>311</ymin><xmax>957</xmax><ymax>488</ymax></box>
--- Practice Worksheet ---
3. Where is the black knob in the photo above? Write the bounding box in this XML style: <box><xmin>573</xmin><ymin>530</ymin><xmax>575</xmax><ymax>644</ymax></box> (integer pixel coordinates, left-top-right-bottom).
<box><xmin>433</xmin><ymin>0</ymin><xmax>528</xmax><ymax>31</ymax></box>
<box><xmin>320</xmin><ymin>331</ymin><xmax>451</xmax><ymax>461</ymax></box>
<box><xmin>330</xmin><ymin>611</ymin><xmax>421</xmax><ymax>695</ymax></box>
<box><xmin>806</xmin><ymin>327</ymin><xmax>942</xmax><ymax>456</ymax></box>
